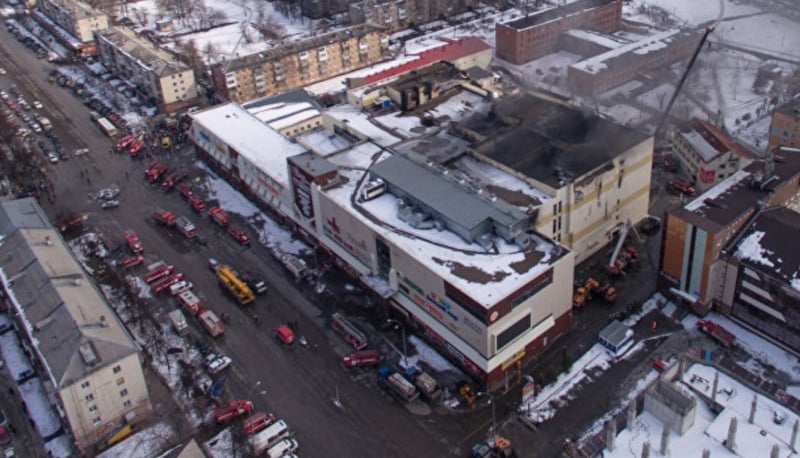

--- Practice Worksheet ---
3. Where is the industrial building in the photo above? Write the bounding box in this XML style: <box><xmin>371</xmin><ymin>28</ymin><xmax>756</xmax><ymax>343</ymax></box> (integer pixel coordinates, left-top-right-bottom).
<box><xmin>567</xmin><ymin>29</ymin><xmax>702</xmax><ymax>95</ymax></box>
<box><xmin>495</xmin><ymin>0</ymin><xmax>622</xmax><ymax>65</ymax></box>
<box><xmin>0</xmin><ymin>198</ymin><xmax>151</xmax><ymax>453</ymax></box>
<box><xmin>96</xmin><ymin>26</ymin><xmax>197</xmax><ymax>114</ymax></box>
<box><xmin>210</xmin><ymin>24</ymin><xmax>387</xmax><ymax>105</ymax></box>
<box><xmin>188</xmin><ymin>90</ymin><xmax>652</xmax><ymax>386</ymax></box>
<box><xmin>659</xmin><ymin>147</ymin><xmax>800</xmax><ymax>327</ymax></box>
<box><xmin>768</xmin><ymin>98</ymin><xmax>800</xmax><ymax>149</ymax></box>
<box><xmin>672</xmin><ymin>118</ymin><xmax>752</xmax><ymax>192</ymax></box>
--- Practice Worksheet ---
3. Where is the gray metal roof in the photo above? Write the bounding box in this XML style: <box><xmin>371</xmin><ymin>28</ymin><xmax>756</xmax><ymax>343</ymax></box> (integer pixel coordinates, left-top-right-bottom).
<box><xmin>0</xmin><ymin>197</ymin><xmax>51</xmax><ymax>234</ymax></box>
<box><xmin>599</xmin><ymin>319</ymin><xmax>631</xmax><ymax>346</ymax></box>
<box><xmin>370</xmin><ymin>154</ymin><xmax>528</xmax><ymax>232</ymax></box>
<box><xmin>0</xmin><ymin>203</ymin><xmax>140</xmax><ymax>389</ymax></box>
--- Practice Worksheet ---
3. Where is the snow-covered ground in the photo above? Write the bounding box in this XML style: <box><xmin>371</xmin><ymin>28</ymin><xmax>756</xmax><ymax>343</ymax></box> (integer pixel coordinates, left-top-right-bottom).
<box><xmin>97</xmin><ymin>422</ymin><xmax>176</xmax><ymax>458</ymax></box>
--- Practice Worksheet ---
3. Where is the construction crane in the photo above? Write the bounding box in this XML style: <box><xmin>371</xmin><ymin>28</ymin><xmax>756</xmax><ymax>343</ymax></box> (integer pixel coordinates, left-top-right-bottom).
<box><xmin>654</xmin><ymin>26</ymin><xmax>715</xmax><ymax>137</ymax></box>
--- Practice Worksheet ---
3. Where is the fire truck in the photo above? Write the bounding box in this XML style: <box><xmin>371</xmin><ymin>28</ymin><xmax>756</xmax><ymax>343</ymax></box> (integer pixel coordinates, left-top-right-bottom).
<box><xmin>177</xmin><ymin>290</ymin><xmax>203</xmax><ymax>315</ymax></box>
<box><xmin>331</xmin><ymin>312</ymin><xmax>368</xmax><ymax>350</ymax></box>
<box><xmin>208</xmin><ymin>206</ymin><xmax>230</xmax><ymax>227</ymax></box>
<box><xmin>123</xmin><ymin>229</ymin><xmax>143</xmax><ymax>253</ymax></box>
<box><xmin>153</xmin><ymin>207</ymin><xmax>177</xmax><ymax>227</ymax></box>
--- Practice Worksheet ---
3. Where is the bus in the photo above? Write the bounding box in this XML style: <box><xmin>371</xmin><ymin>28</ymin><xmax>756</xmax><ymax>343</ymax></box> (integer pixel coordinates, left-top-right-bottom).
<box><xmin>95</xmin><ymin>117</ymin><xmax>118</xmax><ymax>138</ymax></box>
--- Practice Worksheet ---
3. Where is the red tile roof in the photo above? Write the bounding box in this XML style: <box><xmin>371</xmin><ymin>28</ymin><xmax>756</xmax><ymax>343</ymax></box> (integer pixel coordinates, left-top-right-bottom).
<box><xmin>364</xmin><ymin>37</ymin><xmax>490</xmax><ymax>84</ymax></box>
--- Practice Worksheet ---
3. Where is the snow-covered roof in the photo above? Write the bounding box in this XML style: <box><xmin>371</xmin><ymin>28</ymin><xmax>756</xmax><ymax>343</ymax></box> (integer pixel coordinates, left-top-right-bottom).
<box><xmin>191</xmin><ymin>103</ymin><xmax>307</xmax><ymax>188</ymax></box>
<box><xmin>676</xmin><ymin>118</ymin><xmax>748</xmax><ymax>163</ymax></box>
<box><xmin>325</xmin><ymin>105</ymin><xmax>402</xmax><ymax>147</ymax></box>
<box><xmin>729</xmin><ymin>208</ymin><xmax>800</xmax><ymax>291</ymax></box>
<box><xmin>268</xmin><ymin>109</ymin><xmax>320</xmax><ymax>130</ymax></box>
<box><xmin>562</xmin><ymin>29</ymin><xmax>631</xmax><ymax>50</ymax></box>
<box><xmin>570</xmin><ymin>29</ymin><xmax>694</xmax><ymax>75</ymax></box>
<box><xmin>501</xmin><ymin>0</ymin><xmax>617</xmax><ymax>31</ymax></box>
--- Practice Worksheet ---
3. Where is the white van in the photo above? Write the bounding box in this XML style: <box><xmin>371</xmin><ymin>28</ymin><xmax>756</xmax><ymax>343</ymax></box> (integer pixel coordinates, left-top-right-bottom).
<box><xmin>169</xmin><ymin>280</ymin><xmax>192</xmax><ymax>296</ymax></box>
<box><xmin>249</xmin><ymin>420</ymin><xmax>291</xmax><ymax>454</ymax></box>
<box><xmin>168</xmin><ymin>309</ymin><xmax>188</xmax><ymax>336</ymax></box>
<box><xmin>267</xmin><ymin>438</ymin><xmax>298</xmax><ymax>458</ymax></box>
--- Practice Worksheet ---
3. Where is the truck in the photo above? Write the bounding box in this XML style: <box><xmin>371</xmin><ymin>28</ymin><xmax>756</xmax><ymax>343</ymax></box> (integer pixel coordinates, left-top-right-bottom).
<box><xmin>145</xmin><ymin>161</ymin><xmax>169</xmax><ymax>182</ymax></box>
<box><xmin>168</xmin><ymin>309</ymin><xmax>189</xmax><ymax>336</ymax></box>
<box><xmin>342</xmin><ymin>349</ymin><xmax>380</xmax><ymax>368</ymax></box>
<box><xmin>404</xmin><ymin>367</ymin><xmax>441</xmax><ymax>402</ymax></box>
<box><xmin>213</xmin><ymin>399</ymin><xmax>253</xmax><ymax>424</ymax></box>
<box><xmin>281</xmin><ymin>254</ymin><xmax>309</xmax><ymax>280</ymax></box>
<box><xmin>668</xmin><ymin>178</ymin><xmax>696</xmax><ymax>196</ymax></box>
<box><xmin>208</xmin><ymin>206</ymin><xmax>229</xmax><ymax>227</ymax></box>
<box><xmin>153</xmin><ymin>207</ymin><xmax>177</xmax><ymax>227</ymax></box>
<box><xmin>696</xmin><ymin>320</ymin><xmax>736</xmax><ymax>347</ymax></box>
<box><xmin>123</xmin><ymin>229</ymin><xmax>143</xmax><ymax>253</ymax></box>
<box><xmin>217</xmin><ymin>265</ymin><xmax>255</xmax><ymax>305</ymax></box>
<box><xmin>331</xmin><ymin>312</ymin><xmax>368</xmax><ymax>350</ymax></box>
<box><xmin>377</xmin><ymin>365</ymin><xmax>420</xmax><ymax>403</ymax></box>
<box><xmin>115</xmin><ymin>134</ymin><xmax>136</xmax><ymax>151</ymax></box>
<box><xmin>36</xmin><ymin>116</ymin><xmax>52</xmax><ymax>131</ymax></box>
<box><xmin>152</xmin><ymin>273</ymin><xmax>185</xmax><ymax>294</ymax></box>
<box><xmin>176</xmin><ymin>216</ymin><xmax>197</xmax><ymax>239</ymax></box>
<box><xmin>249</xmin><ymin>420</ymin><xmax>291</xmax><ymax>455</ymax></box>
<box><xmin>142</xmin><ymin>264</ymin><xmax>175</xmax><ymax>284</ymax></box>
<box><xmin>177</xmin><ymin>290</ymin><xmax>203</xmax><ymax>315</ymax></box>
<box><xmin>161</xmin><ymin>170</ymin><xmax>187</xmax><ymax>190</ymax></box>
<box><xmin>95</xmin><ymin>117</ymin><xmax>118</xmax><ymax>137</ymax></box>
<box><xmin>243</xmin><ymin>412</ymin><xmax>276</xmax><ymax>435</ymax></box>
<box><xmin>199</xmin><ymin>310</ymin><xmax>224</xmax><ymax>337</ymax></box>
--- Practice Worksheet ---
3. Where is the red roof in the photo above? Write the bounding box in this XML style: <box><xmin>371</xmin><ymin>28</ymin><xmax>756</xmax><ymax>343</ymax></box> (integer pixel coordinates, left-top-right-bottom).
<box><xmin>364</xmin><ymin>37</ymin><xmax>490</xmax><ymax>84</ymax></box>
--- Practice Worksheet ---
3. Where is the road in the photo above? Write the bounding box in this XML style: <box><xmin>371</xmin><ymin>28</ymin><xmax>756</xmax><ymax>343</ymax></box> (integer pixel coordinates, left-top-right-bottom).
<box><xmin>0</xmin><ymin>25</ymin><xmax>464</xmax><ymax>458</ymax></box>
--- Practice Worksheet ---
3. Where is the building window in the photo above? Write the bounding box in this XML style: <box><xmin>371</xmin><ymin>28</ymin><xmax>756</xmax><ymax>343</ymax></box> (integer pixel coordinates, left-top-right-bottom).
<box><xmin>88</xmin><ymin>405</ymin><xmax>98</xmax><ymax>413</ymax></box>
<box><xmin>113</xmin><ymin>365</ymin><xmax>121</xmax><ymax>374</ymax></box>
<box><xmin>120</xmin><ymin>389</ymin><xmax>129</xmax><ymax>397</ymax></box>
<box><xmin>117</xmin><ymin>377</ymin><xmax>125</xmax><ymax>386</ymax></box>
<box><xmin>80</xmin><ymin>381</ymin><xmax>90</xmax><ymax>389</ymax></box>
<box><xmin>85</xmin><ymin>394</ymin><xmax>94</xmax><ymax>402</ymax></box>
<box><xmin>92</xmin><ymin>417</ymin><xmax>102</xmax><ymax>426</ymax></box>
<box><xmin>123</xmin><ymin>400</ymin><xmax>132</xmax><ymax>409</ymax></box>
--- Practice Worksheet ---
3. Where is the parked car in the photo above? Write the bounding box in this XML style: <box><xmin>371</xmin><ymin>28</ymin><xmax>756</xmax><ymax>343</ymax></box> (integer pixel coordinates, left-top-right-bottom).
<box><xmin>47</xmin><ymin>152</ymin><xmax>59</xmax><ymax>163</ymax></box>
<box><xmin>32</xmin><ymin>100</ymin><xmax>43</xmax><ymax>109</ymax></box>
<box><xmin>101</xmin><ymin>200</ymin><xmax>119</xmax><ymax>209</ymax></box>
<box><xmin>74</xmin><ymin>147</ymin><xmax>89</xmax><ymax>156</ymax></box>
<box><xmin>96</xmin><ymin>187</ymin><xmax>120</xmax><ymax>200</ymax></box>
<box><xmin>206</xmin><ymin>355</ymin><xmax>232</xmax><ymax>374</ymax></box>
<box><xmin>227</xmin><ymin>225</ymin><xmax>250</xmax><ymax>245</ymax></box>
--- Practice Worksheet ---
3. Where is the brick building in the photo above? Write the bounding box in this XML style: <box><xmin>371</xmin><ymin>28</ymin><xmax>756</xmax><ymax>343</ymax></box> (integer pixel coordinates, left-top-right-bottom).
<box><xmin>659</xmin><ymin>147</ymin><xmax>800</xmax><ymax>315</ymax></box>
<box><xmin>768</xmin><ymin>99</ymin><xmax>800</xmax><ymax>149</ymax></box>
<box><xmin>495</xmin><ymin>0</ymin><xmax>622</xmax><ymax>65</ymax></box>
<box><xmin>211</xmin><ymin>24</ymin><xmax>387</xmax><ymax>104</ymax></box>
<box><xmin>567</xmin><ymin>29</ymin><xmax>701</xmax><ymax>95</ymax></box>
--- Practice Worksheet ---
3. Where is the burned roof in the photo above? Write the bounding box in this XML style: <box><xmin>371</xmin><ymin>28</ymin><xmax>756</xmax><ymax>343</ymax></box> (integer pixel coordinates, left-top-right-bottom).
<box><xmin>774</xmin><ymin>98</ymin><xmax>800</xmax><ymax>117</ymax></box>
<box><xmin>672</xmin><ymin>148</ymin><xmax>800</xmax><ymax>233</ymax></box>
<box><xmin>500</xmin><ymin>0</ymin><xmax>618</xmax><ymax>31</ymax></box>
<box><xmin>461</xmin><ymin>93</ymin><xmax>649</xmax><ymax>188</ymax></box>
<box><xmin>727</xmin><ymin>207</ymin><xmax>800</xmax><ymax>289</ymax></box>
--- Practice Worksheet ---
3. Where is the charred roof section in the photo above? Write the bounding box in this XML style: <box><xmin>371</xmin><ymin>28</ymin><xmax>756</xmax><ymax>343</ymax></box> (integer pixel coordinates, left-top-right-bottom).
<box><xmin>453</xmin><ymin>93</ymin><xmax>648</xmax><ymax>188</ymax></box>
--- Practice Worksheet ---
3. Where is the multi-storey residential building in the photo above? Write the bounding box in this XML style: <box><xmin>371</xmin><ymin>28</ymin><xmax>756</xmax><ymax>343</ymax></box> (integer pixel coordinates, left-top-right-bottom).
<box><xmin>0</xmin><ymin>198</ymin><xmax>151</xmax><ymax>454</ymax></box>
<box><xmin>211</xmin><ymin>24</ymin><xmax>387</xmax><ymax>105</ymax></box>
<box><xmin>37</xmin><ymin>0</ymin><xmax>109</xmax><ymax>43</ymax></box>
<box><xmin>452</xmin><ymin>93</ymin><xmax>654</xmax><ymax>264</ymax></box>
<box><xmin>672</xmin><ymin>118</ymin><xmax>752</xmax><ymax>192</ymax></box>
<box><xmin>495</xmin><ymin>0</ymin><xmax>622</xmax><ymax>65</ymax></box>
<box><xmin>567</xmin><ymin>29</ymin><xmax>702</xmax><ymax>95</ymax></box>
<box><xmin>350</xmin><ymin>0</ymin><xmax>476</xmax><ymax>32</ymax></box>
<box><xmin>96</xmin><ymin>26</ymin><xmax>197</xmax><ymax>114</ymax></box>
<box><xmin>768</xmin><ymin>99</ymin><xmax>800</xmax><ymax>149</ymax></box>
<box><xmin>187</xmin><ymin>92</ymin><xmax>651</xmax><ymax>385</ymax></box>
<box><xmin>659</xmin><ymin>147</ymin><xmax>800</xmax><ymax>315</ymax></box>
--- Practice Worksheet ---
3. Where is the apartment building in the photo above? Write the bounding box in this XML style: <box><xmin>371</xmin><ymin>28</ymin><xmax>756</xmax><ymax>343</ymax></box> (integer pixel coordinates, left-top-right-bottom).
<box><xmin>659</xmin><ymin>147</ymin><xmax>800</xmax><ymax>315</ymax></box>
<box><xmin>768</xmin><ymin>99</ymin><xmax>800</xmax><ymax>149</ymax></box>
<box><xmin>350</xmin><ymin>0</ymin><xmax>476</xmax><ymax>32</ymax></box>
<box><xmin>211</xmin><ymin>24</ymin><xmax>387</xmax><ymax>105</ymax></box>
<box><xmin>0</xmin><ymin>198</ymin><xmax>151</xmax><ymax>454</ymax></box>
<box><xmin>96</xmin><ymin>26</ymin><xmax>197</xmax><ymax>114</ymax></box>
<box><xmin>567</xmin><ymin>29</ymin><xmax>702</xmax><ymax>95</ymax></box>
<box><xmin>672</xmin><ymin>118</ymin><xmax>752</xmax><ymax>192</ymax></box>
<box><xmin>37</xmin><ymin>0</ymin><xmax>109</xmax><ymax>43</ymax></box>
<box><xmin>495</xmin><ymin>0</ymin><xmax>622</xmax><ymax>65</ymax></box>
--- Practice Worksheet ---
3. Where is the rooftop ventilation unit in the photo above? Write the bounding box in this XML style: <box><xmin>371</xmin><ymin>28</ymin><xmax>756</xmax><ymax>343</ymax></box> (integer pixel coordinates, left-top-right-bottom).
<box><xmin>78</xmin><ymin>341</ymin><xmax>99</xmax><ymax>366</ymax></box>
<box><xmin>477</xmin><ymin>233</ymin><xmax>494</xmax><ymax>251</ymax></box>
<box><xmin>515</xmin><ymin>234</ymin><xmax>533</xmax><ymax>250</ymax></box>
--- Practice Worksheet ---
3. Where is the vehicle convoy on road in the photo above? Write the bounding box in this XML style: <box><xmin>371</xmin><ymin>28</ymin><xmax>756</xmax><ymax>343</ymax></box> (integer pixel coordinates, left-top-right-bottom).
<box><xmin>217</xmin><ymin>265</ymin><xmax>255</xmax><ymax>305</ymax></box>
<box><xmin>377</xmin><ymin>365</ymin><xmax>420</xmax><ymax>403</ymax></box>
<box><xmin>696</xmin><ymin>320</ymin><xmax>736</xmax><ymax>347</ymax></box>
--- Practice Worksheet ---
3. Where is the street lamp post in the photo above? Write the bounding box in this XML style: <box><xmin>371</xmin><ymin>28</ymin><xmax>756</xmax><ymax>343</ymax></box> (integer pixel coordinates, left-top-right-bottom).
<box><xmin>478</xmin><ymin>391</ymin><xmax>497</xmax><ymax>443</ymax></box>
<box><xmin>386</xmin><ymin>318</ymin><xmax>407</xmax><ymax>367</ymax></box>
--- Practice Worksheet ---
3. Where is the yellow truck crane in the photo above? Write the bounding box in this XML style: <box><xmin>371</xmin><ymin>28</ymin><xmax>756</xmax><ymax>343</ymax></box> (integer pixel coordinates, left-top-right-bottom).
<box><xmin>217</xmin><ymin>265</ymin><xmax>255</xmax><ymax>305</ymax></box>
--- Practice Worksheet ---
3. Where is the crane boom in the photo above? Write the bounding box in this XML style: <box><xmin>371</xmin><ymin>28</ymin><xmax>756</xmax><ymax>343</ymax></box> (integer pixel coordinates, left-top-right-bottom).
<box><xmin>654</xmin><ymin>26</ymin><xmax>714</xmax><ymax>137</ymax></box>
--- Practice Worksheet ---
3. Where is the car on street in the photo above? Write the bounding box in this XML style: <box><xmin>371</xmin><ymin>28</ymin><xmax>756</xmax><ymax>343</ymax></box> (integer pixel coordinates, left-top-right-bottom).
<box><xmin>74</xmin><ymin>147</ymin><xmax>89</xmax><ymax>156</ymax></box>
<box><xmin>208</xmin><ymin>257</ymin><xmax>220</xmax><ymax>272</ymax></box>
<box><xmin>206</xmin><ymin>355</ymin><xmax>232</xmax><ymax>374</ymax></box>
<box><xmin>96</xmin><ymin>187</ymin><xmax>120</xmax><ymax>200</ymax></box>
<box><xmin>0</xmin><ymin>68</ymin><xmax>6</xmax><ymax>75</ymax></box>
<box><xmin>47</xmin><ymin>152</ymin><xmax>59</xmax><ymax>163</ymax></box>
<box><xmin>101</xmin><ymin>200</ymin><xmax>119</xmax><ymax>209</ymax></box>
<box><xmin>243</xmin><ymin>271</ymin><xmax>268</xmax><ymax>295</ymax></box>
<box><xmin>274</xmin><ymin>325</ymin><xmax>295</xmax><ymax>345</ymax></box>
<box><xmin>33</xmin><ymin>100</ymin><xmax>42</xmax><ymax>109</ymax></box>
<box><xmin>227</xmin><ymin>225</ymin><xmax>250</xmax><ymax>245</ymax></box>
